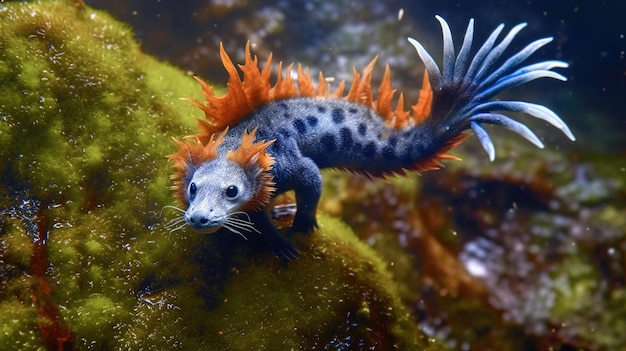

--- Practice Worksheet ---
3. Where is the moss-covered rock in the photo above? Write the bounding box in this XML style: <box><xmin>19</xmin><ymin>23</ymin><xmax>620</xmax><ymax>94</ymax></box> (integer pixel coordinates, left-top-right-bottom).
<box><xmin>0</xmin><ymin>1</ymin><xmax>434</xmax><ymax>349</ymax></box>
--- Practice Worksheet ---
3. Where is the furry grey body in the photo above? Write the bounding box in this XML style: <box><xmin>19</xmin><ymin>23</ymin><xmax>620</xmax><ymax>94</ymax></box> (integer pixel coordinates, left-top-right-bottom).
<box><xmin>224</xmin><ymin>97</ymin><xmax>437</xmax><ymax>183</ymax></box>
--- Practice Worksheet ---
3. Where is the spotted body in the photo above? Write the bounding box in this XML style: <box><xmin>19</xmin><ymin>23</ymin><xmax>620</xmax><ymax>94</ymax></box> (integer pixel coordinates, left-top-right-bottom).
<box><xmin>168</xmin><ymin>16</ymin><xmax>574</xmax><ymax>259</ymax></box>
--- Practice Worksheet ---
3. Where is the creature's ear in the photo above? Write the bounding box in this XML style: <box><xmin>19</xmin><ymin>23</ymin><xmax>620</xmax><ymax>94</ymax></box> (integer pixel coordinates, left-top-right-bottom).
<box><xmin>227</xmin><ymin>128</ymin><xmax>276</xmax><ymax>211</ymax></box>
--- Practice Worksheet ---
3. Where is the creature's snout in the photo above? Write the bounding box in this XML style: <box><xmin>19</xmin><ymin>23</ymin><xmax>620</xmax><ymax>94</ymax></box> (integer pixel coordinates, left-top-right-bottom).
<box><xmin>185</xmin><ymin>209</ymin><xmax>221</xmax><ymax>234</ymax></box>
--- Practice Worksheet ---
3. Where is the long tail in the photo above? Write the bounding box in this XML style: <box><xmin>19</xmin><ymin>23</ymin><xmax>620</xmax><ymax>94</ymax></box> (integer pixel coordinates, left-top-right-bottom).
<box><xmin>409</xmin><ymin>16</ymin><xmax>575</xmax><ymax>161</ymax></box>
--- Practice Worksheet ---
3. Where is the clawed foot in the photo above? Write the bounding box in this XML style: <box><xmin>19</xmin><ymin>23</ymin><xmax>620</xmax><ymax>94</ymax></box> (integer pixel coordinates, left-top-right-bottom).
<box><xmin>288</xmin><ymin>214</ymin><xmax>318</xmax><ymax>236</ymax></box>
<box><xmin>273</xmin><ymin>215</ymin><xmax>316</xmax><ymax>261</ymax></box>
<box><xmin>271</xmin><ymin>237</ymin><xmax>300</xmax><ymax>261</ymax></box>
<box><xmin>246</xmin><ymin>210</ymin><xmax>313</xmax><ymax>261</ymax></box>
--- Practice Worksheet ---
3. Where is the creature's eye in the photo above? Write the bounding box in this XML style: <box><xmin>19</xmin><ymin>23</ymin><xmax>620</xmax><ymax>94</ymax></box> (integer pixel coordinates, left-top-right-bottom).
<box><xmin>225</xmin><ymin>185</ymin><xmax>239</xmax><ymax>199</ymax></box>
<box><xmin>189</xmin><ymin>182</ymin><xmax>197</xmax><ymax>195</ymax></box>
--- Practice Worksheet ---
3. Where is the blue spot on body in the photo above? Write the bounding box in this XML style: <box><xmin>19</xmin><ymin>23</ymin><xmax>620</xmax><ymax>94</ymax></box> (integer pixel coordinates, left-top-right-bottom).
<box><xmin>340</xmin><ymin>128</ymin><xmax>353</xmax><ymax>148</ymax></box>
<box><xmin>400</xmin><ymin>149</ymin><xmax>413</xmax><ymax>164</ymax></box>
<box><xmin>321</xmin><ymin>134</ymin><xmax>336</xmax><ymax>152</ymax></box>
<box><xmin>306</xmin><ymin>115</ymin><xmax>318</xmax><ymax>127</ymax></box>
<box><xmin>317</xmin><ymin>106</ymin><xmax>326</xmax><ymax>113</ymax></box>
<box><xmin>293</xmin><ymin>119</ymin><xmax>306</xmax><ymax>134</ymax></box>
<box><xmin>332</xmin><ymin>108</ymin><xmax>345</xmax><ymax>124</ymax></box>
<box><xmin>388</xmin><ymin>136</ymin><xmax>398</xmax><ymax>147</ymax></box>
<box><xmin>357</xmin><ymin>123</ymin><xmax>367</xmax><ymax>136</ymax></box>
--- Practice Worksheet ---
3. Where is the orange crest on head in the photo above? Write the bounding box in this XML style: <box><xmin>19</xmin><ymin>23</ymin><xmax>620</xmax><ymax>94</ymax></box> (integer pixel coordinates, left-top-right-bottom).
<box><xmin>227</xmin><ymin>127</ymin><xmax>276</xmax><ymax>211</ymax></box>
<box><xmin>167</xmin><ymin>129</ymin><xmax>228</xmax><ymax>204</ymax></box>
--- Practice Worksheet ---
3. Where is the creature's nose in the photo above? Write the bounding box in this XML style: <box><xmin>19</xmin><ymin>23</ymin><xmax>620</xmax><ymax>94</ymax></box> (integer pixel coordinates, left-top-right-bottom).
<box><xmin>185</xmin><ymin>210</ymin><xmax>219</xmax><ymax>233</ymax></box>
<box><xmin>188</xmin><ymin>215</ymin><xmax>209</xmax><ymax>225</ymax></box>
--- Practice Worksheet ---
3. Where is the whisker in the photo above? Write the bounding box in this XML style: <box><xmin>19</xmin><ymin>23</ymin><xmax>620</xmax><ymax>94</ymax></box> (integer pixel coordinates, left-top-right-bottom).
<box><xmin>165</xmin><ymin>217</ymin><xmax>185</xmax><ymax>228</ymax></box>
<box><xmin>164</xmin><ymin>217</ymin><xmax>186</xmax><ymax>232</ymax></box>
<box><xmin>164</xmin><ymin>215</ymin><xmax>185</xmax><ymax>223</ymax></box>
<box><xmin>223</xmin><ymin>218</ymin><xmax>253</xmax><ymax>229</ymax></box>
<box><xmin>168</xmin><ymin>221</ymin><xmax>188</xmax><ymax>233</ymax></box>
<box><xmin>224</xmin><ymin>220</ymin><xmax>260</xmax><ymax>235</ymax></box>
<box><xmin>222</xmin><ymin>223</ymin><xmax>249</xmax><ymax>240</ymax></box>
<box><xmin>160</xmin><ymin>205</ymin><xmax>186</xmax><ymax>217</ymax></box>
<box><xmin>227</xmin><ymin>218</ymin><xmax>257</xmax><ymax>227</ymax></box>
<box><xmin>230</xmin><ymin>211</ymin><xmax>252</xmax><ymax>222</ymax></box>
<box><xmin>226</xmin><ymin>215</ymin><xmax>261</xmax><ymax>234</ymax></box>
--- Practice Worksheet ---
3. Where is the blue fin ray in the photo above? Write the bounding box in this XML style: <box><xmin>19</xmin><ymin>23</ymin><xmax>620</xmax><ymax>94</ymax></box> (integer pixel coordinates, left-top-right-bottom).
<box><xmin>478</xmin><ymin>37</ymin><xmax>555</xmax><ymax>90</ymax></box>
<box><xmin>467</xmin><ymin>101</ymin><xmax>575</xmax><ymax>141</ymax></box>
<box><xmin>470</xmin><ymin>113</ymin><xmax>544</xmax><ymax>148</ymax></box>
<box><xmin>436</xmin><ymin>15</ymin><xmax>456</xmax><ymax>84</ymax></box>
<box><xmin>511</xmin><ymin>60</ymin><xmax>569</xmax><ymax>74</ymax></box>
<box><xmin>473</xmin><ymin>23</ymin><xmax>527</xmax><ymax>82</ymax></box>
<box><xmin>409</xmin><ymin>16</ymin><xmax>573</xmax><ymax>160</ymax></box>
<box><xmin>470</xmin><ymin>121</ymin><xmax>496</xmax><ymax>161</ymax></box>
<box><xmin>407</xmin><ymin>37</ymin><xmax>442</xmax><ymax>90</ymax></box>
<box><xmin>475</xmin><ymin>69</ymin><xmax>568</xmax><ymax>101</ymax></box>
<box><xmin>453</xmin><ymin>19</ymin><xmax>475</xmax><ymax>83</ymax></box>
<box><xmin>463</xmin><ymin>23</ymin><xmax>504</xmax><ymax>85</ymax></box>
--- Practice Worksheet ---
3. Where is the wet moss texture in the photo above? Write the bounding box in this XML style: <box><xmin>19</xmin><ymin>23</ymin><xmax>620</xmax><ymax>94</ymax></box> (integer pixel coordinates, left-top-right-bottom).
<box><xmin>0</xmin><ymin>1</ymin><xmax>435</xmax><ymax>350</ymax></box>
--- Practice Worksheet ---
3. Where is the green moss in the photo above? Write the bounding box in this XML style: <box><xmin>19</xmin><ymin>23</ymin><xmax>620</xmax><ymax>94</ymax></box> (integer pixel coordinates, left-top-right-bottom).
<box><xmin>126</xmin><ymin>215</ymin><xmax>436</xmax><ymax>350</ymax></box>
<box><xmin>3</xmin><ymin>224</ymin><xmax>34</xmax><ymax>267</ymax></box>
<box><xmin>203</xmin><ymin>216</ymin><xmax>420</xmax><ymax>349</ymax></box>
<box><xmin>83</xmin><ymin>239</ymin><xmax>105</xmax><ymax>256</ymax></box>
<box><xmin>0</xmin><ymin>1</ymin><xmax>199</xmax><ymax>207</ymax></box>
<box><xmin>549</xmin><ymin>254</ymin><xmax>626</xmax><ymax>348</ymax></box>
<box><xmin>70</xmin><ymin>295</ymin><xmax>128</xmax><ymax>339</ymax></box>
<box><xmin>0</xmin><ymin>298</ymin><xmax>43</xmax><ymax>350</ymax></box>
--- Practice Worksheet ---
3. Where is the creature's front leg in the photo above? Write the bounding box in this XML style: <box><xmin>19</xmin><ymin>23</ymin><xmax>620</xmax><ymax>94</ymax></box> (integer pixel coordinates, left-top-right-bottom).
<box><xmin>286</xmin><ymin>156</ymin><xmax>322</xmax><ymax>234</ymax></box>
<box><xmin>256</xmin><ymin>156</ymin><xmax>320</xmax><ymax>260</ymax></box>
<box><xmin>271</xmin><ymin>139</ymin><xmax>322</xmax><ymax>235</ymax></box>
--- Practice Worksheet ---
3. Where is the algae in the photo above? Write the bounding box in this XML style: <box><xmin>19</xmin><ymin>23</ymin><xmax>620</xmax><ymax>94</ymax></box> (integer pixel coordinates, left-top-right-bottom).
<box><xmin>0</xmin><ymin>1</ymin><xmax>434</xmax><ymax>349</ymax></box>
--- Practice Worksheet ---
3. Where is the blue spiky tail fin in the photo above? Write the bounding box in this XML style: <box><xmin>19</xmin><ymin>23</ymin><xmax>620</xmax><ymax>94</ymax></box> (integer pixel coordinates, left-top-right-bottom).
<box><xmin>408</xmin><ymin>16</ymin><xmax>575</xmax><ymax>161</ymax></box>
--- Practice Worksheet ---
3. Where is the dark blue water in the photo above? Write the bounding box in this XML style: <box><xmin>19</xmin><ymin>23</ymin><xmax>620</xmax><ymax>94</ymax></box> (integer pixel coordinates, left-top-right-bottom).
<box><xmin>85</xmin><ymin>0</ymin><xmax>626</xmax><ymax>154</ymax></box>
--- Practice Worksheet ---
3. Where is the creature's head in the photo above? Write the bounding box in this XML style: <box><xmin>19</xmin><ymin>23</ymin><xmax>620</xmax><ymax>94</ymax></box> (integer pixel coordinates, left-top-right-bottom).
<box><xmin>168</xmin><ymin>128</ymin><xmax>275</xmax><ymax>234</ymax></box>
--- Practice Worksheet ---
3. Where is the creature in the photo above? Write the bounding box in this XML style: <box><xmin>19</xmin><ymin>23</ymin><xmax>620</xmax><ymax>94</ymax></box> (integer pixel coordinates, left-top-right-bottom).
<box><xmin>167</xmin><ymin>16</ymin><xmax>574</xmax><ymax>259</ymax></box>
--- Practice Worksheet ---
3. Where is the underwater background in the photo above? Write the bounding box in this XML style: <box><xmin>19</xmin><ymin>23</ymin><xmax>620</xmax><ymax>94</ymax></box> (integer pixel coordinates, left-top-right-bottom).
<box><xmin>1</xmin><ymin>0</ymin><xmax>625</xmax><ymax>350</ymax></box>
<box><xmin>84</xmin><ymin>0</ymin><xmax>626</xmax><ymax>153</ymax></box>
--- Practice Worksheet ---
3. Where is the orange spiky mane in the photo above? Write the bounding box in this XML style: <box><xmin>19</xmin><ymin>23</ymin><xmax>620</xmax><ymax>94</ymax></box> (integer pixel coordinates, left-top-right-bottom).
<box><xmin>167</xmin><ymin>127</ymin><xmax>275</xmax><ymax>209</ymax></box>
<box><xmin>167</xmin><ymin>129</ymin><xmax>228</xmax><ymax>204</ymax></box>
<box><xmin>184</xmin><ymin>41</ymin><xmax>434</xmax><ymax>142</ymax></box>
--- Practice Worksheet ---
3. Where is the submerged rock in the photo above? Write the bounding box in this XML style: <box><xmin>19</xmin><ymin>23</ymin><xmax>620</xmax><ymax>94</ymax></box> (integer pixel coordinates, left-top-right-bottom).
<box><xmin>0</xmin><ymin>1</ymin><xmax>434</xmax><ymax>349</ymax></box>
